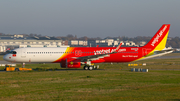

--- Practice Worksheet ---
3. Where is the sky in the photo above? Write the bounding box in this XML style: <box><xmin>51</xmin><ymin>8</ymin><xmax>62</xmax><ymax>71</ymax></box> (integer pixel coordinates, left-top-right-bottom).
<box><xmin>0</xmin><ymin>0</ymin><xmax>180</xmax><ymax>38</ymax></box>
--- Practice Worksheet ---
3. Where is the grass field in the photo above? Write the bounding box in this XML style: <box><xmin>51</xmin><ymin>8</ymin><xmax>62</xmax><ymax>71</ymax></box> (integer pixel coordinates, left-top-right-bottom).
<box><xmin>0</xmin><ymin>69</ymin><xmax>180</xmax><ymax>100</ymax></box>
<box><xmin>0</xmin><ymin>54</ymin><xmax>180</xmax><ymax>100</ymax></box>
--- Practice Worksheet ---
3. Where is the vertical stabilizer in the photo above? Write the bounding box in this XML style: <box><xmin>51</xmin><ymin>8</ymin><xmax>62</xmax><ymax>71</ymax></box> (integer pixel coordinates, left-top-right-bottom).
<box><xmin>143</xmin><ymin>24</ymin><xmax>170</xmax><ymax>51</ymax></box>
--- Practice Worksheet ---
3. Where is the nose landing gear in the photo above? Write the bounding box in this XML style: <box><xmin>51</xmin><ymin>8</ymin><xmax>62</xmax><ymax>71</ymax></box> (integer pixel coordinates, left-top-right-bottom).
<box><xmin>22</xmin><ymin>62</ymin><xmax>25</xmax><ymax>68</ymax></box>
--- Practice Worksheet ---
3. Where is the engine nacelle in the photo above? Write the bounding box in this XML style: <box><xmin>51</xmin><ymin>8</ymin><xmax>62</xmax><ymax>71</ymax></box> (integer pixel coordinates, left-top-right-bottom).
<box><xmin>60</xmin><ymin>59</ymin><xmax>81</xmax><ymax>68</ymax></box>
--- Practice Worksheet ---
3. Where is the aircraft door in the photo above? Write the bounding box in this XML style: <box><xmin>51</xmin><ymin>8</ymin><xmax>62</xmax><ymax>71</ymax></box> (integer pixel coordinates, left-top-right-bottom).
<box><xmin>21</xmin><ymin>48</ymin><xmax>26</xmax><ymax>58</ymax></box>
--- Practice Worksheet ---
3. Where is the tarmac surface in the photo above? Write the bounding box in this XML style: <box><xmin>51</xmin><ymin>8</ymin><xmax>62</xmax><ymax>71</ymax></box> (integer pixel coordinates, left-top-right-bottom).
<box><xmin>153</xmin><ymin>56</ymin><xmax>180</xmax><ymax>59</ymax></box>
<box><xmin>0</xmin><ymin>61</ymin><xmax>16</xmax><ymax>64</ymax></box>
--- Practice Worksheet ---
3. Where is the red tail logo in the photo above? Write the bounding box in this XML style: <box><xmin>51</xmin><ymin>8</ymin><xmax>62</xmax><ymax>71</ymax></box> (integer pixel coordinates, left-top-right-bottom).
<box><xmin>144</xmin><ymin>24</ymin><xmax>170</xmax><ymax>50</ymax></box>
<box><xmin>151</xmin><ymin>25</ymin><xmax>167</xmax><ymax>46</ymax></box>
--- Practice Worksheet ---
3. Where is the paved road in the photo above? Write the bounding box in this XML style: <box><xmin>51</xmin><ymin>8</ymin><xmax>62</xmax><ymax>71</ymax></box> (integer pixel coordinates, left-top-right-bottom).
<box><xmin>153</xmin><ymin>56</ymin><xmax>180</xmax><ymax>59</ymax></box>
<box><xmin>0</xmin><ymin>61</ymin><xmax>18</xmax><ymax>64</ymax></box>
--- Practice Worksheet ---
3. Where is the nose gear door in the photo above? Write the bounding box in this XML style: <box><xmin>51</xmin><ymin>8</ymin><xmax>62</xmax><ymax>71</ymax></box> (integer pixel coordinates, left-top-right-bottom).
<box><xmin>21</xmin><ymin>48</ymin><xmax>26</xmax><ymax>58</ymax></box>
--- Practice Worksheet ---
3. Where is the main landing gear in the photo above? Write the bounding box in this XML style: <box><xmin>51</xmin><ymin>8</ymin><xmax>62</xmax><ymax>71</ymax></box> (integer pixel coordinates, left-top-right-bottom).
<box><xmin>83</xmin><ymin>60</ymin><xmax>99</xmax><ymax>70</ymax></box>
<box><xmin>83</xmin><ymin>65</ymin><xmax>99</xmax><ymax>70</ymax></box>
<box><xmin>22</xmin><ymin>62</ymin><xmax>25</xmax><ymax>68</ymax></box>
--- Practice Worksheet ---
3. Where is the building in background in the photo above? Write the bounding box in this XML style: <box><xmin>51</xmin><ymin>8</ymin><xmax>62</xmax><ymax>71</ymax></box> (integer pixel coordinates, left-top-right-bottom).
<box><xmin>0</xmin><ymin>34</ymin><xmax>148</xmax><ymax>52</ymax></box>
<box><xmin>0</xmin><ymin>35</ymin><xmax>69</xmax><ymax>52</ymax></box>
<box><xmin>71</xmin><ymin>39</ymin><xmax>144</xmax><ymax>47</ymax></box>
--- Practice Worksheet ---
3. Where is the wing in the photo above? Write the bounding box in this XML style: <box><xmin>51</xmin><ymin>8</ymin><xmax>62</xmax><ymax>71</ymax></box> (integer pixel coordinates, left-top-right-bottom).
<box><xmin>76</xmin><ymin>53</ymin><xmax>110</xmax><ymax>62</ymax></box>
<box><xmin>74</xmin><ymin>43</ymin><xmax>122</xmax><ymax>62</ymax></box>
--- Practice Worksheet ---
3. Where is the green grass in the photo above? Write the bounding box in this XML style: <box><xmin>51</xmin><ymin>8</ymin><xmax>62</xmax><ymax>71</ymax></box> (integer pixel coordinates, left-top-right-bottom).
<box><xmin>0</xmin><ymin>54</ymin><xmax>180</xmax><ymax>100</ymax></box>
<box><xmin>0</xmin><ymin>70</ymin><xmax>180</xmax><ymax>101</ymax></box>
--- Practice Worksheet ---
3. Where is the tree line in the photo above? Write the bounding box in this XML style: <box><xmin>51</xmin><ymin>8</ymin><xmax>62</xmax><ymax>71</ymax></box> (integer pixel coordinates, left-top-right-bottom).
<box><xmin>55</xmin><ymin>34</ymin><xmax>180</xmax><ymax>48</ymax></box>
<box><xmin>0</xmin><ymin>33</ymin><xmax>180</xmax><ymax>48</ymax></box>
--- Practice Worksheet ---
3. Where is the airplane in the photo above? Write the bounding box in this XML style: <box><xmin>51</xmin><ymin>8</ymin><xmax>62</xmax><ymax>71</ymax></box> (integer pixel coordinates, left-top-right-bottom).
<box><xmin>3</xmin><ymin>24</ymin><xmax>173</xmax><ymax>70</ymax></box>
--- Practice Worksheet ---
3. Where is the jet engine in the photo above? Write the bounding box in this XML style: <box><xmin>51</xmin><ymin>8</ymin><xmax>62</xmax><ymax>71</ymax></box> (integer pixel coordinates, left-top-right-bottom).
<box><xmin>60</xmin><ymin>59</ymin><xmax>81</xmax><ymax>68</ymax></box>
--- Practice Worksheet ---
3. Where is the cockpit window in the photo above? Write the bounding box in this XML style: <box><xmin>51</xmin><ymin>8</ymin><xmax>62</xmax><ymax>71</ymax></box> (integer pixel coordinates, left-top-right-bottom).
<box><xmin>10</xmin><ymin>51</ymin><xmax>17</xmax><ymax>54</ymax></box>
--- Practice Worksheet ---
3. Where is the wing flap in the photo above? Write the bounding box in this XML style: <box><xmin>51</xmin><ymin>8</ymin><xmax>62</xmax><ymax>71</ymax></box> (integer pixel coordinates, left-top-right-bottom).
<box><xmin>76</xmin><ymin>54</ymin><xmax>110</xmax><ymax>62</ymax></box>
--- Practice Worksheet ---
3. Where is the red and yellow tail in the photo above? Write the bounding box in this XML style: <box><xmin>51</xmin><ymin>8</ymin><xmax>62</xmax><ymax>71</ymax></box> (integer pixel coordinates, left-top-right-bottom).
<box><xmin>143</xmin><ymin>24</ymin><xmax>170</xmax><ymax>51</ymax></box>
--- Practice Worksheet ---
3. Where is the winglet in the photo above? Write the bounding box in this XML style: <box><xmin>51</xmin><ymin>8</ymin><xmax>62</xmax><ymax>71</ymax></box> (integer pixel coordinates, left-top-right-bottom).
<box><xmin>112</xmin><ymin>43</ymin><xmax>122</xmax><ymax>53</ymax></box>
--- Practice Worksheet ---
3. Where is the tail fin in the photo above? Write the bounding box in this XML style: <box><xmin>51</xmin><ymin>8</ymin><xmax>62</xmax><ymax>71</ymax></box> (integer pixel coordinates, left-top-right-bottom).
<box><xmin>143</xmin><ymin>24</ymin><xmax>170</xmax><ymax>51</ymax></box>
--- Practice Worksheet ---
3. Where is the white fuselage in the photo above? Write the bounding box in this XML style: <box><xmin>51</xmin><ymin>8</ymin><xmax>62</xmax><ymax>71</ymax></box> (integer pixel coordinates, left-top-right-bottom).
<box><xmin>3</xmin><ymin>47</ymin><xmax>67</xmax><ymax>63</ymax></box>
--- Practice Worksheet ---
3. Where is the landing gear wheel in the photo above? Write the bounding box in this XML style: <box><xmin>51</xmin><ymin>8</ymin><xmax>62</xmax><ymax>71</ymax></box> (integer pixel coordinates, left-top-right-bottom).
<box><xmin>93</xmin><ymin>66</ymin><xmax>97</xmax><ymax>70</ymax></box>
<box><xmin>88</xmin><ymin>66</ymin><xmax>93</xmax><ymax>70</ymax></box>
<box><xmin>84</xmin><ymin>66</ymin><xmax>88</xmax><ymax>70</ymax></box>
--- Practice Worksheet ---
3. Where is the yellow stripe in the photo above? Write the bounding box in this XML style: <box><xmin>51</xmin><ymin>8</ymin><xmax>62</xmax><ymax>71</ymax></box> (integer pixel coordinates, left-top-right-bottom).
<box><xmin>53</xmin><ymin>47</ymin><xmax>74</xmax><ymax>62</ymax></box>
<box><xmin>154</xmin><ymin>31</ymin><xmax>169</xmax><ymax>51</ymax></box>
<box><xmin>135</xmin><ymin>31</ymin><xmax>169</xmax><ymax>61</ymax></box>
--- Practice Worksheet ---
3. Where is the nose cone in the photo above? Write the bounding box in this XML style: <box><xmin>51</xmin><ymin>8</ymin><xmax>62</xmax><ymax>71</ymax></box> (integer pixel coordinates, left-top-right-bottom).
<box><xmin>3</xmin><ymin>54</ymin><xmax>10</xmax><ymax>61</ymax></box>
